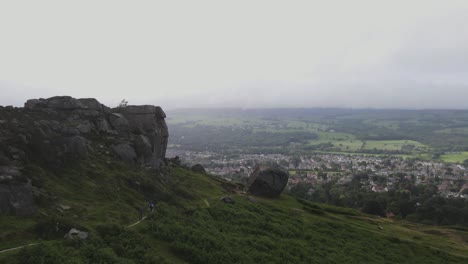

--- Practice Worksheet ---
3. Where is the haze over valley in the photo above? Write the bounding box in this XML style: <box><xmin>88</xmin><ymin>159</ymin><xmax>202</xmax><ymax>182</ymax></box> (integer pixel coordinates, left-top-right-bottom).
<box><xmin>1</xmin><ymin>1</ymin><xmax>468</xmax><ymax>263</ymax></box>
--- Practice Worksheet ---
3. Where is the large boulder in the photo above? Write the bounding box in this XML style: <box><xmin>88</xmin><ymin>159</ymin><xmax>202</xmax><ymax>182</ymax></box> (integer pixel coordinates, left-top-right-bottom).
<box><xmin>64</xmin><ymin>136</ymin><xmax>89</xmax><ymax>157</ymax></box>
<box><xmin>95</xmin><ymin>118</ymin><xmax>110</xmax><ymax>132</ymax></box>
<box><xmin>247</xmin><ymin>165</ymin><xmax>289</xmax><ymax>197</ymax></box>
<box><xmin>64</xmin><ymin>228</ymin><xmax>89</xmax><ymax>240</ymax></box>
<box><xmin>191</xmin><ymin>164</ymin><xmax>206</xmax><ymax>173</ymax></box>
<box><xmin>112</xmin><ymin>143</ymin><xmax>137</xmax><ymax>162</ymax></box>
<box><xmin>116</xmin><ymin>105</ymin><xmax>169</xmax><ymax>164</ymax></box>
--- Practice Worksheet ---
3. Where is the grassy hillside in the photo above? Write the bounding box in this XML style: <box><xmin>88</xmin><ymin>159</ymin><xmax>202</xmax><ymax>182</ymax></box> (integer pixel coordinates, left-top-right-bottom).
<box><xmin>1</xmin><ymin>158</ymin><xmax>467</xmax><ymax>263</ymax></box>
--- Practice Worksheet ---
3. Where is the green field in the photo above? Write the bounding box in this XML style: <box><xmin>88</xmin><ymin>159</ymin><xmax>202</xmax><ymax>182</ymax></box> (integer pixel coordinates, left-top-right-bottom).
<box><xmin>307</xmin><ymin>133</ymin><xmax>429</xmax><ymax>155</ymax></box>
<box><xmin>362</xmin><ymin>119</ymin><xmax>400</xmax><ymax>130</ymax></box>
<box><xmin>168</xmin><ymin>112</ymin><xmax>436</xmax><ymax>158</ymax></box>
<box><xmin>308</xmin><ymin>131</ymin><xmax>363</xmax><ymax>151</ymax></box>
<box><xmin>441</xmin><ymin>152</ymin><xmax>468</xmax><ymax>163</ymax></box>
<box><xmin>363</xmin><ymin>140</ymin><xmax>429</xmax><ymax>151</ymax></box>
<box><xmin>177</xmin><ymin>116</ymin><xmax>429</xmax><ymax>156</ymax></box>
<box><xmin>163</xmin><ymin>109</ymin><xmax>468</xmax><ymax>160</ymax></box>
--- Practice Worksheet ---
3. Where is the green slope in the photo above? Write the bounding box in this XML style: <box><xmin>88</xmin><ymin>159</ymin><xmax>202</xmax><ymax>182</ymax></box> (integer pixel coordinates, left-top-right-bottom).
<box><xmin>1</xmin><ymin>157</ymin><xmax>467</xmax><ymax>263</ymax></box>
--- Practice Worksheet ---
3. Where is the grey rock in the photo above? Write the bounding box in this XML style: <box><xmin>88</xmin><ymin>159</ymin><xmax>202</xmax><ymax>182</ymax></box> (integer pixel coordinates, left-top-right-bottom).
<box><xmin>0</xmin><ymin>182</ymin><xmax>36</xmax><ymax>216</ymax></box>
<box><xmin>77</xmin><ymin>109</ymin><xmax>100</xmax><ymax>118</ymax></box>
<box><xmin>111</xmin><ymin>143</ymin><xmax>137</xmax><ymax>162</ymax></box>
<box><xmin>7</xmin><ymin>147</ymin><xmax>26</xmax><ymax>161</ymax></box>
<box><xmin>77</xmin><ymin>121</ymin><xmax>93</xmax><ymax>134</ymax></box>
<box><xmin>59</xmin><ymin>204</ymin><xmax>71</xmax><ymax>210</ymax></box>
<box><xmin>109</xmin><ymin>113</ymin><xmax>130</xmax><ymax>135</ymax></box>
<box><xmin>116</xmin><ymin>105</ymin><xmax>169</xmax><ymax>162</ymax></box>
<box><xmin>0</xmin><ymin>166</ymin><xmax>21</xmax><ymax>179</ymax></box>
<box><xmin>220</xmin><ymin>196</ymin><xmax>235</xmax><ymax>204</ymax></box>
<box><xmin>78</xmin><ymin>98</ymin><xmax>103</xmax><ymax>111</ymax></box>
<box><xmin>118</xmin><ymin>107</ymin><xmax>157</xmax><ymax>131</ymax></box>
<box><xmin>107</xmin><ymin>130</ymin><xmax>119</xmax><ymax>136</ymax></box>
<box><xmin>24</xmin><ymin>99</ymin><xmax>45</xmax><ymax>110</ymax></box>
<box><xmin>247</xmin><ymin>196</ymin><xmax>257</xmax><ymax>203</ymax></box>
<box><xmin>44</xmin><ymin>96</ymin><xmax>86</xmax><ymax>110</ymax></box>
<box><xmin>191</xmin><ymin>164</ymin><xmax>206</xmax><ymax>173</ymax></box>
<box><xmin>61</xmin><ymin>127</ymin><xmax>80</xmax><ymax>136</ymax></box>
<box><xmin>247</xmin><ymin>165</ymin><xmax>289</xmax><ymax>197</ymax></box>
<box><xmin>134</xmin><ymin>135</ymin><xmax>152</xmax><ymax>158</ymax></box>
<box><xmin>18</xmin><ymin>134</ymin><xmax>28</xmax><ymax>144</ymax></box>
<box><xmin>143</xmin><ymin>156</ymin><xmax>164</xmax><ymax>168</ymax></box>
<box><xmin>102</xmin><ymin>105</ymin><xmax>112</xmax><ymax>114</ymax></box>
<box><xmin>64</xmin><ymin>136</ymin><xmax>89</xmax><ymax>157</ymax></box>
<box><xmin>167</xmin><ymin>156</ymin><xmax>181</xmax><ymax>165</ymax></box>
<box><xmin>64</xmin><ymin>228</ymin><xmax>88</xmax><ymax>240</ymax></box>
<box><xmin>49</xmin><ymin>121</ymin><xmax>62</xmax><ymax>132</ymax></box>
<box><xmin>155</xmin><ymin>106</ymin><xmax>166</xmax><ymax>118</ymax></box>
<box><xmin>0</xmin><ymin>151</ymin><xmax>9</xmax><ymax>164</ymax></box>
<box><xmin>25</xmin><ymin>96</ymin><xmax>86</xmax><ymax>110</ymax></box>
<box><xmin>118</xmin><ymin>105</ymin><xmax>157</xmax><ymax>114</ymax></box>
<box><xmin>96</xmin><ymin>118</ymin><xmax>110</xmax><ymax>132</ymax></box>
<box><xmin>7</xmin><ymin>95</ymin><xmax>168</xmax><ymax>167</ymax></box>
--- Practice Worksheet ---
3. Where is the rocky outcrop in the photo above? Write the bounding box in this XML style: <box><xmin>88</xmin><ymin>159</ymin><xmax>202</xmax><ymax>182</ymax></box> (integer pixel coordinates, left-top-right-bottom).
<box><xmin>0</xmin><ymin>96</ymin><xmax>168</xmax><ymax>168</ymax></box>
<box><xmin>0</xmin><ymin>96</ymin><xmax>169</xmax><ymax>216</ymax></box>
<box><xmin>247</xmin><ymin>165</ymin><xmax>289</xmax><ymax>197</ymax></box>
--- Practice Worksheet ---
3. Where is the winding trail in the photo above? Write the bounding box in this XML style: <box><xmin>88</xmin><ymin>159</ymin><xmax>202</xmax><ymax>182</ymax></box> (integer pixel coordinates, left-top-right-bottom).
<box><xmin>127</xmin><ymin>216</ymin><xmax>147</xmax><ymax>228</ymax></box>
<box><xmin>0</xmin><ymin>215</ymin><xmax>148</xmax><ymax>255</ymax></box>
<box><xmin>0</xmin><ymin>243</ymin><xmax>38</xmax><ymax>254</ymax></box>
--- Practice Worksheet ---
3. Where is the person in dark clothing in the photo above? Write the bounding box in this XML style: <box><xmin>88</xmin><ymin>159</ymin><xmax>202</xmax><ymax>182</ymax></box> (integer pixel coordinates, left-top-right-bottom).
<box><xmin>149</xmin><ymin>200</ymin><xmax>155</xmax><ymax>212</ymax></box>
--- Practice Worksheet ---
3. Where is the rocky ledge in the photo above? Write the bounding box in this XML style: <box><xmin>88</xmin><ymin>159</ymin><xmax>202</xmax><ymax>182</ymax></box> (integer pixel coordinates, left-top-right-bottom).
<box><xmin>0</xmin><ymin>96</ymin><xmax>169</xmax><ymax>216</ymax></box>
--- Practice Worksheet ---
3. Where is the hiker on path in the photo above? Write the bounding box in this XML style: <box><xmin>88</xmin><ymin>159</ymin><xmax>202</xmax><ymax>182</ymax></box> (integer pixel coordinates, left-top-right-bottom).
<box><xmin>149</xmin><ymin>200</ymin><xmax>155</xmax><ymax>212</ymax></box>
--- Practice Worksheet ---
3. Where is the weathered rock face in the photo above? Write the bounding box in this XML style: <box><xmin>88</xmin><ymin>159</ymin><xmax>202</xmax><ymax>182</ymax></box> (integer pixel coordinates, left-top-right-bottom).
<box><xmin>0</xmin><ymin>165</ymin><xmax>36</xmax><ymax>216</ymax></box>
<box><xmin>112</xmin><ymin>143</ymin><xmax>137</xmax><ymax>162</ymax></box>
<box><xmin>0</xmin><ymin>96</ymin><xmax>168</xmax><ymax>168</ymax></box>
<box><xmin>0</xmin><ymin>96</ymin><xmax>169</xmax><ymax>216</ymax></box>
<box><xmin>0</xmin><ymin>182</ymin><xmax>36</xmax><ymax>216</ymax></box>
<box><xmin>247</xmin><ymin>165</ymin><xmax>289</xmax><ymax>197</ymax></box>
<box><xmin>114</xmin><ymin>105</ymin><xmax>169</xmax><ymax>162</ymax></box>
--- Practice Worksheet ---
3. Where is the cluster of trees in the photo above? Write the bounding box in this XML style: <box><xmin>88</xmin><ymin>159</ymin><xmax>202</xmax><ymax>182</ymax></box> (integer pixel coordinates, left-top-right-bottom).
<box><xmin>289</xmin><ymin>173</ymin><xmax>468</xmax><ymax>226</ymax></box>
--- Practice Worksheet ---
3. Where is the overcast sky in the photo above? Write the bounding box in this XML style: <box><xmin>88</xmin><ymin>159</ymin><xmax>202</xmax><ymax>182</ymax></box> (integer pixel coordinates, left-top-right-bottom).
<box><xmin>1</xmin><ymin>0</ymin><xmax>468</xmax><ymax>109</ymax></box>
